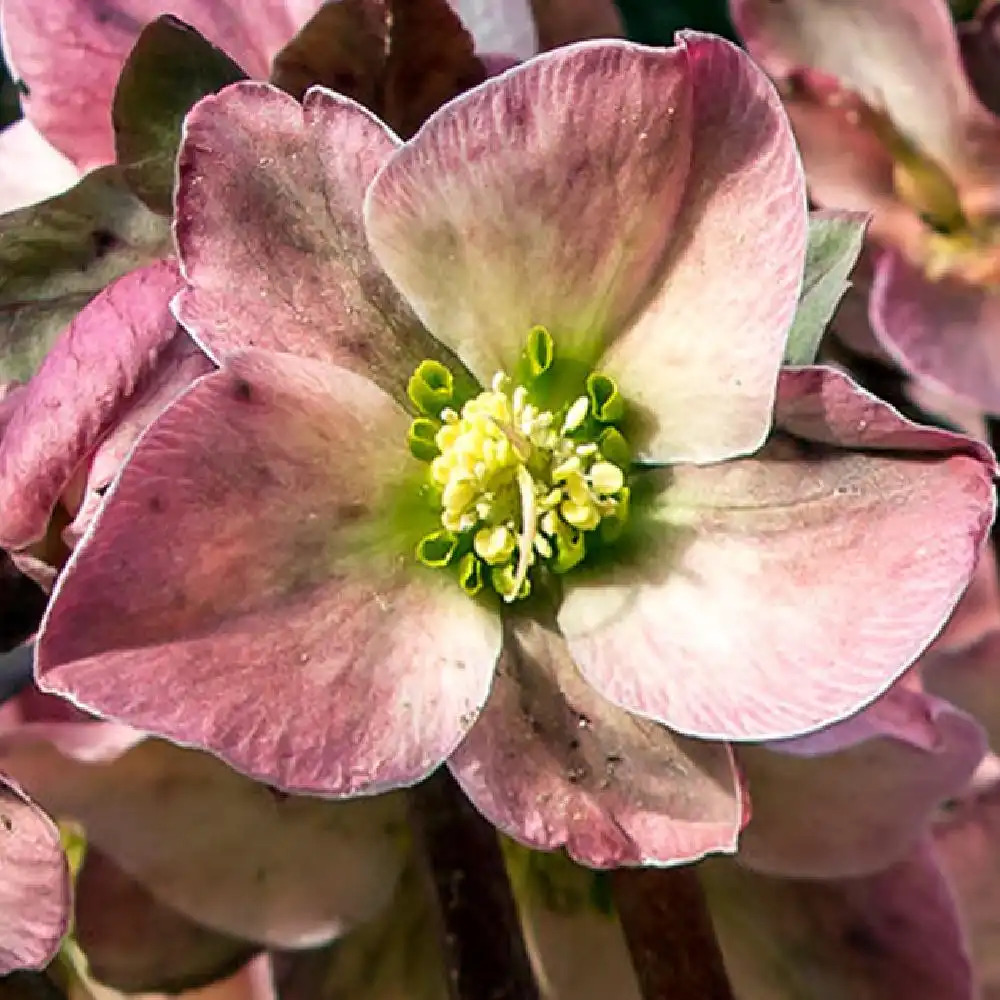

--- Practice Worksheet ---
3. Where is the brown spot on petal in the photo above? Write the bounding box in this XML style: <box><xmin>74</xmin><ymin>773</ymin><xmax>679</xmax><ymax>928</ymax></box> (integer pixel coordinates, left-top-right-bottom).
<box><xmin>232</xmin><ymin>378</ymin><xmax>253</xmax><ymax>402</ymax></box>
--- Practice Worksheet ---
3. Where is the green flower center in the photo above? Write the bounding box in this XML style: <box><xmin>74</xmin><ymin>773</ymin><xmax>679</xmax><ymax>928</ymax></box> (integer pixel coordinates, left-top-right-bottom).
<box><xmin>406</xmin><ymin>328</ymin><xmax>632</xmax><ymax>602</ymax></box>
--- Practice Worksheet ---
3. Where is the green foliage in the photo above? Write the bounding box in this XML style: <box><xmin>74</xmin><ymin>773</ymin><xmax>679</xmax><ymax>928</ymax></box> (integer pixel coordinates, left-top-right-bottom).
<box><xmin>784</xmin><ymin>210</ymin><xmax>868</xmax><ymax>367</ymax></box>
<box><xmin>113</xmin><ymin>16</ymin><xmax>246</xmax><ymax>214</ymax></box>
<box><xmin>0</xmin><ymin>167</ymin><xmax>169</xmax><ymax>382</ymax></box>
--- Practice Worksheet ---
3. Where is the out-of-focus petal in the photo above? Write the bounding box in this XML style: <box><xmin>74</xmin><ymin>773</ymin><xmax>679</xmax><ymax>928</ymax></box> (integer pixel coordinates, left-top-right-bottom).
<box><xmin>871</xmin><ymin>247</ymin><xmax>1000</xmax><ymax>415</ymax></box>
<box><xmin>701</xmin><ymin>839</ymin><xmax>974</xmax><ymax>999</ymax></box>
<box><xmin>731</xmin><ymin>0</ymin><xmax>993</xmax><ymax>182</ymax></box>
<box><xmin>935</xmin><ymin>777</ymin><xmax>1000</xmax><ymax>995</ymax></box>
<box><xmin>75</xmin><ymin>847</ymin><xmax>257</xmax><ymax>996</ymax></box>
<box><xmin>737</xmin><ymin>684</ymin><xmax>985</xmax><ymax>877</ymax></box>
<box><xmin>0</xmin><ymin>736</ymin><xmax>405</xmax><ymax>949</ymax></box>
<box><xmin>447</xmin><ymin>0</ymin><xmax>538</xmax><ymax>59</ymax></box>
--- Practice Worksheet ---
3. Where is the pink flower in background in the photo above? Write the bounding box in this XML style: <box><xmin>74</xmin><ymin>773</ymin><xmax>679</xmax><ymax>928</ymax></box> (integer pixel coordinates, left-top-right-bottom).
<box><xmin>0</xmin><ymin>680</ymin><xmax>404</xmax><ymax>990</ymax></box>
<box><xmin>731</xmin><ymin>0</ymin><xmax>1000</xmax><ymax>415</ymax></box>
<box><xmin>32</xmin><ymin>34</ymin><xmax>995</xmax><ymax>870</ymax></box>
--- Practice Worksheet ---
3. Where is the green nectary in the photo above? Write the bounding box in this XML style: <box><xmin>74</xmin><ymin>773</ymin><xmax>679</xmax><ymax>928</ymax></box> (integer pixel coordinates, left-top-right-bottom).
<box><xmin>406</xmin><ymin>327</ymin><xmax>632</xmax><ymax>602</ymax></box>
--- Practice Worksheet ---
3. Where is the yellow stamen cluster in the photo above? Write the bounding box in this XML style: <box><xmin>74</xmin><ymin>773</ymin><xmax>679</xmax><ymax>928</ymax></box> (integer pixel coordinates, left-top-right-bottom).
<box><xmin>408</xmin><ymin>333</ymin><xmax>631</xmax><ymax>601</ymax></box>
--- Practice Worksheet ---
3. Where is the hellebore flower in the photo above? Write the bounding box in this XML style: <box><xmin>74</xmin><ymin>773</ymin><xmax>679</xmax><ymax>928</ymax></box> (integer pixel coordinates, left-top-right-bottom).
<box><xmin>731</xmin><ymin>0</ymin><xmax>1000</xmax><ymax>415</ymax></box>
<box><xmin>35</xmin><ymin>34</ymin><xmax>996</xmax><ymax>868</ymax></box>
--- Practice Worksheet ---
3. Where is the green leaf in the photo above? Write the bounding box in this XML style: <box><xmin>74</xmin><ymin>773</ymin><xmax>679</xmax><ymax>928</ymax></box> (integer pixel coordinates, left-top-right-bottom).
<box><xmin>783</xmin><ymin>210</ymin><xmax>868</xmax><ymax>367</ymax></box>
<box><xmin>0</xmin><ymin>166</ymin><xmax>169</xmax><ymax>383</ymax></box>
<box><xmin>113</xmin><ymin>15</ymin><xmax>247</xmax><ymax>214</ymax></box>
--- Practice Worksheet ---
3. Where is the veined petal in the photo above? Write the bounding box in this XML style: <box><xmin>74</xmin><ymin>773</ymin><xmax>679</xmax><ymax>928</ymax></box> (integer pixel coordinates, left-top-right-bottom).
<box><xmin>737</xmin><ymin>684</ymin><xmax>985</xmax><ymax>877</ymax></box>
<box><xmin>36</xmin><ymin>349</ymin><xmax>501</xmax><ymax>795</ymax></box>
<box><xmin>0</xmin><ymin>260</ymin><xmax>187</xmax><ymax>551</ymax></box>
<box><xmin>449</xmin><ymin>616</ymin><xmax>741</xmax><ymax>869</ymax></box>
<box><xmin>365</xmin><ymin>39</ymin><xmax>695</xmax><ymax>383</ymax></box>
<box><xmin>174</xmin><ymin>82</ymin><xmax>455</xmax><ymax>403</ymax></box>
<box><xmin>559</xmin><ymin>366</ymin><xmax>995</xmax><ymax>741</ymax></box>
<box><xmin>1</xmin><ymin>0</ymin><xmax>319</xmax><ymax>168</ymax></box>
<box><xmin>0</xmin><ymin>776</ymin><xmax>69</xmax><ymax>973</ymax></box>
<box><xmin>601</xmin><ymin>32</ymin><xmax>807</xmax><ymax>464</ymax></box>
<box><xmin>871</xmin><ymin>248</ymin><xmax>1000</xmax><ymax>415</ymax></box>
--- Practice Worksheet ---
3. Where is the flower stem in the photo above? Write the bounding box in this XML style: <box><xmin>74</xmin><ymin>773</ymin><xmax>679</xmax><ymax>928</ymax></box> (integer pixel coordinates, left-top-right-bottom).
<box><xmin>611</xmin><ymin>866</ymin><xmax>735</xmax><ymax>1000</ymax></box>
<box><xmin>408</xmin><ymin>768</ymin><xmax>541</xmax><ymax>1000</ymax></box>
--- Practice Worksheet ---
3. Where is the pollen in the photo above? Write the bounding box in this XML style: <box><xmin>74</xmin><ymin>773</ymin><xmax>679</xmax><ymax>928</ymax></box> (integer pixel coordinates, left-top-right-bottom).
<box><xmin>406</xmin><ymin>330</ymin><xmax>631</xmax><ymax>602</ymax></box>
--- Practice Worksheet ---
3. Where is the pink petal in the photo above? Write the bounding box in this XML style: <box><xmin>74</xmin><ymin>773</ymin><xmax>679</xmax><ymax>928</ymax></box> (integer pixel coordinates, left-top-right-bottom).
<box><xmin>63</xmin><ymin>328</ymin><xmax>215</xmax><ymax>549</ymax></box>
<box><xmin>0</xmin><ymin>120</ymin><xmax>78</xmax><ymax>213</ymax></box>
<box><xmin>0</xmin><ymin>776</ymin><xmax>69</xmax><ymax>973</ymax></box>
<box><xmin>560</xmin><ymin>365</ymin><xmax>995</xmax><ymax>741</ymax></box>
<box><xmin>449</xmin><ymin>616</ymin><xmax>741</xmax><ymax>868</ymax></box>
<box><xmin>368</xmin><ymin>33</ymin><xmax>804</xmax><ymax>462</ymax></box>
<box><xmin>702</xmin><ymin>839</ymin><xmax>974</xmax><ymax>1000</ymax></box>
<box><xmin>0</xmin><ymin>260</ymin><xmax>187</xmax><ymax>551</ymax></box>
<box><xmin>737</xmin><ymin>685</ymin><xmax>985</xmax><ymax>877</ymax></box>
<box><xmin>2</xmin><ymin>0</ymin><xmax>319</xmax><ymax>169</ymax></box>
<box><xmin>364</xmin><ymin>39</ymin><xmax>695</xmax><ymax>392</ymax></box>
<box><xmin>928</xmin><ymin>542</ymin><xmax>1000</xmax><ymax>653</ymax></box>
<box><xmin>871</xmin><ymin>247</ymin><xmax>1000</xmax><ymax>415</ymax></box>
<box><xmin>0</xmin><ymin>686</ymin><xmax>147</xmax><ymax>764</ymax></box>
<box><xmin>36</xmin><ymin>349</ymin><xmax>501</xmax><ymax>795</ymax></box>
<box><xmin>0</xmin><ymin>734</ymin><xmax>403</xmax><ymax>949</ymax></box>
<box><xmin>600</xmin><ymin>32</ymin><xmax>807</xmax><ymax>463</ymax></box>
<box><xmin>731</xmin><ymin>0</ymin><xmax>994</xmax><ymax>182</ymax></box>
<box><xmin>935</xmin><ymin>778</ymin><xmax>1000</xmax><ymax>993</ymax></box>
<box><xmin>174</xmin><ymin>82</ymin><xmax>449</xmax><ymax>402</ymax></box>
